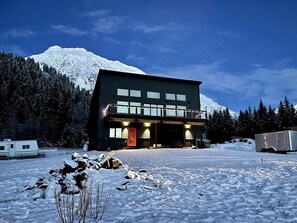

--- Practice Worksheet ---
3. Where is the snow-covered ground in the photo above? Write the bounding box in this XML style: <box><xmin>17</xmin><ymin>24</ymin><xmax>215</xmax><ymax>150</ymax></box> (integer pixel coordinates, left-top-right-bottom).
<box><xmin>1</xmin><ymin>143</ymin><xmax>297</xmax><ymax>223</ymax></box>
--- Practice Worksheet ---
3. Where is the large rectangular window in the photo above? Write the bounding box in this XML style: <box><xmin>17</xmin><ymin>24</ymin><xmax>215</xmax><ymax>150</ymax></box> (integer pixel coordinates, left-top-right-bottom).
<box><xmin>117</xmin><ymin>101</ymin><xmax>129</xmax><ymax>114</ymax></box>
<box><xmin>176</xmin><ymin>94</ymin><xmax>186</xmax><ymax>101</ymax></box>
<box><xmin>166</xmin><ymin>105</ymin><xmax>176</xmax><ymax>116</ymax></box>
<box><xmin>144</xmin><ymin>104</ymin><xmax>151</xmax><ymax>115</ymax></box>
<box><xmin>130</xmin><ymin>102</ymin><xmax>141</xmax><ymax>114</ymax></box>
<box><xmin>130</xmin><ymin>90</ymin><xmax>141</xmax><ymax>97</ymax></box>
<box><xmin>147</xmin><ymin>91</ymin><xmax>160</xmax><ymax>99</ymax></box>
<box><xmin>177</xmin><ymin>106</ymin><xmax>186</xmax><ymax>117</ymax></box>
<box><xmin>117</xmin><ymin>88</ymin><xmax>129</xmax><ymax>96</ymax></box>
<box><xmin>143</xmin><ymin>104</ymin><xmax>165</xmax><ymax>116</ymax></box>
<box><xmin>166</xmin><ymin>93</ymin><xmax>176</xmax><ymax>100</ymax></box>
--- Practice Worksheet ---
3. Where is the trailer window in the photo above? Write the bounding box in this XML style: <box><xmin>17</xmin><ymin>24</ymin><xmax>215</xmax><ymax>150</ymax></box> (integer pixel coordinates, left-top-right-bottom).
<box><xmin>0</xmin><ymin>146</ymin><xmax>4</xmax><ymax>150</ymax></box>
<box><xmin>10</xmin><ymin>144</ymin><xmax>13</xmax><ymax>148</ymax></box>
<box><xmin>22</xmin><ymin>145</ymin><xmax>30</xmax><ymax>149</ymax></box>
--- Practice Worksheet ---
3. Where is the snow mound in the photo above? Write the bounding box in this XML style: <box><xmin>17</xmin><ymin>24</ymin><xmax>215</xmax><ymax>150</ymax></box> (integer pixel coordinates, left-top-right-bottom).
<box><xmin>23</xmin><ymin>151</ymin><xmax>160</xmax><ymax>200</ymax></box>
<box><xmin>211</xmin><ymin>138</ymin><xmax>255</xmax><ymax>152</ymax></box>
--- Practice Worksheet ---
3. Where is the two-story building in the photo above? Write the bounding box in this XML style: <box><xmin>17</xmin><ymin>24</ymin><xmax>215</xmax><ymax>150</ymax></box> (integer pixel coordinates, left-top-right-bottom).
<box><xmin>88</xmin><ymin>69</ymin><xmax>207</xmax><ymax>150</ymax></box>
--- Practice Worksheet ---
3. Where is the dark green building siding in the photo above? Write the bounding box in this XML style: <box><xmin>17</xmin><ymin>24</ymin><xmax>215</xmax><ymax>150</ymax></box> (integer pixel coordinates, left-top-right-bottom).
<box><xmin>88</xmin><ymin>69</ymin><xmax>206</xmax><ymax>150</ymax></box>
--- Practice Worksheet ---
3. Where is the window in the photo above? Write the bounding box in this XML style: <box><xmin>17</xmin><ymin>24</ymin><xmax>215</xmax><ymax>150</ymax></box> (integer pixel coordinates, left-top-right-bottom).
<box><xmin>117</xmin><ymin>88</ymin><xmax>129</xmax><ymax>96</ymax></box>
<box><xmin>130</xmin><ymin>102</ymin><xmax>141</xmax><ymax>114</ymax></box>
<box><xmin>144</xmin><ymin>104</ymin><xmax>151</xmax><ymax>115</ymax></box>
<box><xmin>177</xmin><ymin>106</ymin><xmax>186</xmax><ymax>117</ymax></box>
<box><xmin>151</xmin><ymin>104</ymin><xmax>157</xmax><ymax>116</ymax></box>
<box><xmin>117</xmin><ymin>101</ymin><xmax>129</xmax><ymax>114</ymax></box>
<box><xmin>109</xmin><ymin>128</ymin><xmax>122</xmax><ymax>138</ymax></box>
<box><xmin>147</xmin><ymin>91</ymin><xmax>160</xmax><ymax>99</ymax></box>
<box><xmin>176</xmin><ymin>94</ymin><xmax>186</xmax><ymax>101</ymax></box>
<box><xmin>166</xmin><ymin>105</ymin><xmax>176</xmax><ymax>116</ymax></box>
<box><xmin>22</xmin><ymin>145</ymin><xmax>30</xmax><ymax>149</ymax></box>
<box><xmin>115</xmin><ymin>128</ymin><xmax>122</xmax><ymax>138</ymax></box>
<box><xmin>144</xmin><ymin>104</ymin><xmax>165</xmax><ymax>116</ymax></box>
<box><xmin>166</xmin><ymin>93</ymin><xmax>176</xmax><ymax>100</ymax></box>
<box><xmin>0</xmin><ymin>146</ymin><xmax>5</xmax><ymax>150</ymax></box>
<box><xmin>157</xmin><ymin>105</ymin><xmax>164</xmax><ymax>116</ymax></box>
<box><xmin>130</xmin><ymin>90</ymin><xmax>141</xmax><ymax>97</ymax></box>
<box><xmin>109</xmin><ymin>128</ymin><xmax>115</xmax><ymax>138</ymax></box>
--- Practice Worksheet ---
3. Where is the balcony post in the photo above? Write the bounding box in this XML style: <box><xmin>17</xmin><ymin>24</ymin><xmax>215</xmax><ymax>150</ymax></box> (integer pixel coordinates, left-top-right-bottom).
<box><xmin>154</xmin><ymin>122</ymin><xmax>158</xmax><ymax>147</ymax></box>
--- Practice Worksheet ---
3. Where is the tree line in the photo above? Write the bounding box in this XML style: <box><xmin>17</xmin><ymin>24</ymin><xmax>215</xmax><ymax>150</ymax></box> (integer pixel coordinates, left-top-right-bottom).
<box><xmin>207</xmin><ymin>97</ymin><xmax>297</xmax><ymax>143</ymax></box>
<box><xmin>0</xmin><ymin>53</ymin><xmax>91</xmax><ymax>147</ymax></box>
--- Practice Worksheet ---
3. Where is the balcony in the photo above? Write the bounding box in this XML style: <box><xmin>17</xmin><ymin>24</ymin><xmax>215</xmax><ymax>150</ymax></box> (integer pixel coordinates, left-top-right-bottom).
<box><xmin>103</xmin><ymin>104</ymin><xmax>208</xmax><ymax>126</ymax></box>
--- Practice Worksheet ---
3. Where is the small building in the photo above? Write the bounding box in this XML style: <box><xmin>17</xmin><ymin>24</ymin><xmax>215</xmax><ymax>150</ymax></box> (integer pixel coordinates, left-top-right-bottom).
<box><xmin>88</xmin><ymin>69</ymin><xmax>208</xmax><ymax>150</ymax></box>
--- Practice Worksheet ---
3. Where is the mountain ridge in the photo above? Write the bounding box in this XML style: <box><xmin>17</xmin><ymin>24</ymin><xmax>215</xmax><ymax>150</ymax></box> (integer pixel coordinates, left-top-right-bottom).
<box><xmin>29</xmin><ymin>46</ymin><xmax>234</xmax><ymax>115</ymax></box>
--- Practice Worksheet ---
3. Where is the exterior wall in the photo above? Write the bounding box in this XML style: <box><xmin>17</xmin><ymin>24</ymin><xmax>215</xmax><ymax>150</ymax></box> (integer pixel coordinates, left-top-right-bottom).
<box><xmin>88</xmin><ymin>70</ymin><xmax>205</xmax><ymax>150</ymax></box>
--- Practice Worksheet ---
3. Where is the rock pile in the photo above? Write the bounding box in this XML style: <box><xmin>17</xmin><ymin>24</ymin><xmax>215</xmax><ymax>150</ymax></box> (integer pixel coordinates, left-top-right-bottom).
<box><xmin>24</xmin><ymin>152</ymin><xmax>122</xmax><ymax>200</ymax></box>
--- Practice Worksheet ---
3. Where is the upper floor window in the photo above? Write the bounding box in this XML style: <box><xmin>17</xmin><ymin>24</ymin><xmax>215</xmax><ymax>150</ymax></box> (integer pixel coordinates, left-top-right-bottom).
<box><xmin>166</xmin><ymin>105</ymin><xmax>176</xmax><ymax>116</ymax></box>
<box><xmin>117</xmin><ymin>88</ymin><xmax>129</xmax><ymax>96</ymax></box>
<box><xmin>130</xmin><ymin>90</ymin><xmax>141</xmax><ymax>97</ymax></box>
<box><xmin>166</xmin><ymin>93</ymin><xmax>176</xmax><ymax>100</ymax></box>
<box><xmin>176</xmin><ymin>94</ymin><xmax>186</xmax><ymax>101</ymax></box>
<box><xmin>117</xmin><ymin>101</ymin><xmax>129</xmax><ymax>114</ymax></box>
<box><xmin>130</xmin><ymin>102</ymin><xmax>141</xmax><ymax>114</ymax></box>
<box><xmin>144</xmin><ymin>104</ymin><xmax>164</xmax><ymax>116</ymax></box>
<box><xmin>147</xmin><ymin>91</ymin><xmax>160</xmax><ymax>99</ymax></box>
<box><xmin>177</xmin><ymin>105</ymin><xmax>187</xmax><ymax>117</ymax></box>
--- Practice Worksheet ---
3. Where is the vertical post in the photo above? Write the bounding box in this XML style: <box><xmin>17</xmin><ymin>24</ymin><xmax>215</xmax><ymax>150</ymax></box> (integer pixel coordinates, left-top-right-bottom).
<box><xmin>183</xmin><ymin>127</ymin><xmax>186</xmax><ymax>147</ymax></box>
<box><xmin>155</xmin><ymin>123</ymin><xmax>158</xmax><ymax>147</ymax></box>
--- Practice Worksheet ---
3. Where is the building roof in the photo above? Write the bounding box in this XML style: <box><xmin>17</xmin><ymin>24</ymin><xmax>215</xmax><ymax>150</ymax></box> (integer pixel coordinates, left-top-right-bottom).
<box><xmin>98</xmin><ymin>69</ymin><xmax>202</xmax><ymax>86</ymax></box>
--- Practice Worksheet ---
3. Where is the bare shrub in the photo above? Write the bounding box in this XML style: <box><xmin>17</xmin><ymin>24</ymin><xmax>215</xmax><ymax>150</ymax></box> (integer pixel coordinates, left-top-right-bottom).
<box><xmin>55</xmin><ymin>179</ymin><xmax>110</xmax><ymax>223</ymax></box>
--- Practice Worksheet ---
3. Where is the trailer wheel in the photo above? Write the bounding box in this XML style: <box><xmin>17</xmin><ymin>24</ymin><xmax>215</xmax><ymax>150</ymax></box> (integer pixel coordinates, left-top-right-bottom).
<box><xmin>260</xmin><ymin>148</ymin><xmax>267</xmax><ymax>153</ymax></box>
<box><xmin>268</xmin><ymin>148</ymin><xmax>275</xmax><ymax>153</ymax></box>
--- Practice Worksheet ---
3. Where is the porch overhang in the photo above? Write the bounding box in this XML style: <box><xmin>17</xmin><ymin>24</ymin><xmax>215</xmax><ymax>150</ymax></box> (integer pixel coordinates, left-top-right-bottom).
<box><xmin>105</xmin><ymin>113</ymin><xmax>208</xmax><ymax>126</ymax></box>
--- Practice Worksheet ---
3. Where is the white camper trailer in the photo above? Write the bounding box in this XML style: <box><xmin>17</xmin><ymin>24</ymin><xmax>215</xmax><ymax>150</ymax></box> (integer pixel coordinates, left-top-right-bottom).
<box><xmin>0</xmin><ymin>139</ymin><xmax>40</xmax><ymax>158</ymax></box>
<box><xmin>255</xmin><ymin>130</ymin><xmax>297</xmax><ymax>153</ymax></box>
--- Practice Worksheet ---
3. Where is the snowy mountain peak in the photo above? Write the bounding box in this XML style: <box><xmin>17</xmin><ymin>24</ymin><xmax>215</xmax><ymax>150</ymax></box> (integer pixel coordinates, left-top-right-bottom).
<box><xmin>29</xmin><ymin>46</ymin><xmax>234</xmax><ymax>115</ymax></box>
<box><xmin>46</xmin><ymin>45</ymin><xmax>62</xmax><ymax>51</ymax></box>
<box><xmin>30</xmin><ymin>46</ymin><xmax>145</xmax><ymax>90</ymax></box>
<box><xmin>200</xmin><ymin>94</ymin><xmax>236</xmax><ymax>116</ymax></box>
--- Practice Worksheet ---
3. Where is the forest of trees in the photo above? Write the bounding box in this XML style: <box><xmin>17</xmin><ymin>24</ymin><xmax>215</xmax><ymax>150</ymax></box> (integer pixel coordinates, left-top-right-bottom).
<box><xmin>0</xmin><ymin>53</ymin><xmax>91</xmax><ymax>147</ymax></box>
<box><xmin>207</xmin><ymin>97</ymin><xmax>297</xmax><ymax>143</ymax></box>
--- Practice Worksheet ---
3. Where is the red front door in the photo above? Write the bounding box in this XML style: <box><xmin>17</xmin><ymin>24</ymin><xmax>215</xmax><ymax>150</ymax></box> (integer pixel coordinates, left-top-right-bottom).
<box><xmin>127</xmin><ymin>127</ymin><xmax>137</xmax><ymax>147</ymax></box>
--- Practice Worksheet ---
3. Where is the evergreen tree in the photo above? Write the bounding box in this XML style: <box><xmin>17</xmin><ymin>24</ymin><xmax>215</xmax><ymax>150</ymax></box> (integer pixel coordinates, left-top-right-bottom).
<box><xmin>278</xmin><ymin>97</ymin><xmax>295</xmax><ymax>130</ymax></box>
<box><xmin>266</xmin><ymin>105</ymin><xmax>278</xmax><ymax>131</ymax></box>
<box><xmin>0</xmin><ymin>53</ymin><xmax>91</xmax><ymax>147</ymax></box>
<box><xmin>207</xmin><ymin>108</ymin><xmax>235</xmax><ymax>143</ymax></box>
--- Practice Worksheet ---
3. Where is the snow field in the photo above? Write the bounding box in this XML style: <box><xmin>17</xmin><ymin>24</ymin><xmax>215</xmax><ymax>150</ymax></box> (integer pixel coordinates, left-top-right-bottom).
<box><xmin>1</xmin><ymin>144</ymin><xmax>297</xmax><ymax>222</ymax></box>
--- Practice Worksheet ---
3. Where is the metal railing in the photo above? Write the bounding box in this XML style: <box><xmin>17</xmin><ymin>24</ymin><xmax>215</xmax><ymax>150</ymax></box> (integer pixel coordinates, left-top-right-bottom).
<box><xmin>104</xmin><ymin>104</ymin><xmax>207</xmax><ymax>119</ymax></box>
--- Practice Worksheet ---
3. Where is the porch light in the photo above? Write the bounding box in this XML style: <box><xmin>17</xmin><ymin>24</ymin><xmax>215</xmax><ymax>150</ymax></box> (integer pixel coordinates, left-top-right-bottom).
<box><xmin>144</xmin><ymin>122</ymin><xmax>151</xmax><ymax>128</ymax></box>
<box><xmin>122</xmin><ymin>121</ymin><xmax>129</xmax><ymax>126</ymax></box>
<box><xmin>184</xmin><ymin>124</ymin><xmax>191</xmax><ymax>129</ymax></box>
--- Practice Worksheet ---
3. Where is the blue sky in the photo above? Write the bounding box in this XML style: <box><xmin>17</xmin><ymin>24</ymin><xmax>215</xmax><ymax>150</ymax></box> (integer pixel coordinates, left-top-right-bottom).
<box><xmin>1</xmin><ymin>0</ymin><xmax>297</xmax><ymax>112</ymax></box>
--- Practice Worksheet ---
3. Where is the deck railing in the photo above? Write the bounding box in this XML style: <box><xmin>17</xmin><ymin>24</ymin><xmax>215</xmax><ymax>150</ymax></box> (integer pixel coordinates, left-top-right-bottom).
<box><xmin>104</xmin><ymin>104</ymin><xmax>207</xmax><ymax>119</ymax></box>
